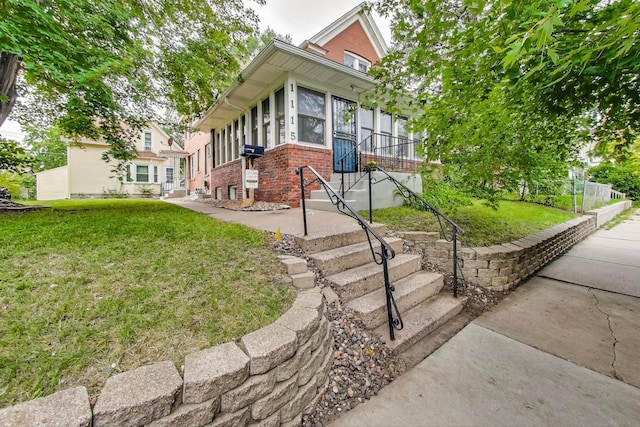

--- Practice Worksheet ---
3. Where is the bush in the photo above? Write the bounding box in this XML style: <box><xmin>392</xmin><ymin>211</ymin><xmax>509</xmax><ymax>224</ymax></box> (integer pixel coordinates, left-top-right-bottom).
<box><xmin>588</xmin><ymin>163</ymin><xmax>640</xmax><ymax>200</ymax></box>
<box><xmin>0</xmin><ymin>172</ymin><xmax>24</xmax><ymax>199</ymax></box>
<box><xmin>417</xmin><ymin>166</ymin><xmax>472</xmax><ymax>211</ymax></box>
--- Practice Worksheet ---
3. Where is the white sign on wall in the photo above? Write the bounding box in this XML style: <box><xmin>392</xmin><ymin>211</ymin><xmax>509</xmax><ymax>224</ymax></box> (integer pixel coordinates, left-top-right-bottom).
<box><xmin>245</xmin><ymin>169</ymin><xmax>259</xmax><ymax>189</ymax></box>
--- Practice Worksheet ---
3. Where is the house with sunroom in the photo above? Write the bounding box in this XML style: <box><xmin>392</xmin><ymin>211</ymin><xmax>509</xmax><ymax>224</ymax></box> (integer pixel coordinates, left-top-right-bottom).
<box><xmin>36</xmin><ymin>122</ymin><xmax>188</xmax><ymax>200</ymax></box>
<box><xmin>185</xmin><ymin>2</ymin><xmax>423</xmax><ymax>208</ymax></box>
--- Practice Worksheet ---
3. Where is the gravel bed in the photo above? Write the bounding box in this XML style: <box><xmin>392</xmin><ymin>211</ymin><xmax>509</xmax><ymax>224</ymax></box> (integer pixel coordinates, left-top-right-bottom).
<box><xmin>267</xmin><ymin>232</ymin><xmax>404</xmax><ymax>426</ymax></box>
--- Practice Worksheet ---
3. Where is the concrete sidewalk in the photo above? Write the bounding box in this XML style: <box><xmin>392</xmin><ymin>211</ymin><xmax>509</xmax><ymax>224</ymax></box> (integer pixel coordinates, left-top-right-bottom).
<box><xmin>333</xmin><ymin>209</ymin><xmax>640</xmax><ymax>426</ymax></box>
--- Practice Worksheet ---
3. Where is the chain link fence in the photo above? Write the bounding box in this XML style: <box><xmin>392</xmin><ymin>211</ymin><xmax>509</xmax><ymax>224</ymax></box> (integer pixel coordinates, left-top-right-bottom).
<box><xmin>526</xmin><ymin>178</ymin><xmax>621</xmax><ymax>213</ymax></box>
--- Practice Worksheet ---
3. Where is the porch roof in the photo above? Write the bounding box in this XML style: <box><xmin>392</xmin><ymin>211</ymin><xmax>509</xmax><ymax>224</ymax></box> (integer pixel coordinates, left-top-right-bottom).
<box><xmin>193</xmin><ymin>39</ymin><xmax>377</xmax><ymax>133</ymax></box>
<box><xmin>157</xmin><ymin>149</ymin><xmax>190</xmax><ymax>158</ymax></box>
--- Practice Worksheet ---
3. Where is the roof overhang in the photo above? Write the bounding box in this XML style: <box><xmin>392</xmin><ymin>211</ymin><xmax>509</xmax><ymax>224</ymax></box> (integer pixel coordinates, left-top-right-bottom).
<box><xmin>192</xmin><ymin>39</ymin><xmax>377</xmax><ymax>133</ymax></box>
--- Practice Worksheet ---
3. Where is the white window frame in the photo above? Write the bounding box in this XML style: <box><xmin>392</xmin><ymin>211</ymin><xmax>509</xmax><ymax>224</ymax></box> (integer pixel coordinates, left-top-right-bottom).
<box><xmin>134</xmin><ymin>164</ymin><xmax>150</xmax><ymax>183</ymax></box>
<box><xmin>297</xmin><ymin>86</ymin><xmax>326</xmax><ymax>145</ymax></box>
<box><xmin>143</xmin><ymin>131</ymin><xmax>153</xmax><ymax>151</ymax></box>
<box><xmin>344</xmin><ymin>51</ymin><xmax>371</xmax><ymax>73</ymax></box>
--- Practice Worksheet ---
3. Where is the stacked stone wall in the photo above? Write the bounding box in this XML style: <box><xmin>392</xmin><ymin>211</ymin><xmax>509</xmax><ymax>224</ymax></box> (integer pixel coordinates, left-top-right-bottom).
<box><xmin>401</xmin><ymin>215</ymin><xmax>598</xmax><ymax>291</ymax></box>
<box><xmin>0</xmin><ymin>264</ymin><xmax>332</xmax><ymax>427</ymax></box>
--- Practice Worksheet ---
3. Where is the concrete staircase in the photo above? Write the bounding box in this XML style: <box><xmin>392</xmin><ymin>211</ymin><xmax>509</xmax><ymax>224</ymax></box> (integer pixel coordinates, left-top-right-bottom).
<box><xmin>303</xmin><ymin>172</ymin><xmax>422</xmax><ymax>212</ymax></box>
<box><xmin>295</xmin><ymin>221</ymin><xmax>467</xmax><ymax>363</ymax></box>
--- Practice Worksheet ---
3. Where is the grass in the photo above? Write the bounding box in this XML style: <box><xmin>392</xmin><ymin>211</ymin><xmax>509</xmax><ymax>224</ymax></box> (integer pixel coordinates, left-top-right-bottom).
<box><xmin>370</xmin><ymin>199</ymin><xmax>577</xmax><ymax>247</ymax></box>
<box><xmin>0</xmin><ymin>199</ymin><xmax>295</xmax><ymax>407</ymax></box>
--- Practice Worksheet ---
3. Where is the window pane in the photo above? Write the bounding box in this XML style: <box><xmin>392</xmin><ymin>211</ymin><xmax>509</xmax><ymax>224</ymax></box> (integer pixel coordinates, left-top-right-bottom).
<box><xmin>381</xmin><ymin>113</ymin><xmax>392</xmax><ymax>134</ymax></box>
<box><xmin>144</xmin><ymin>132</ymin><xmax>152</xmax><ymax>151</ymax></box>
<box><xmin>298</xmin><ymin>87</ymin><xmax>325</xmax><ymax>118</ymax></box>
<box><xmin>360</xmin><ymin>108</ymin><xmax>373</xmax><ymax>129</ymax></box>
<box><xmin>275</xmin><ymin>88</ymin><xmax>285</xmax><ymax>116</ymax></box>
<box><xmin>299</xmin><ymin>116</ymin><xmax>324</xmax><ymax>144</ymax></box>
<box><xmin>262</xmin><ymin>98</ymin><xmax>270</xmax><ymax>122</ymax></box>
<box><xmin>251</xmin><ymin>106</ymin><xmax>258</xmax><ymax>145</ymax></box>
<box><xmin>136</xmin><ymin>165</ymin><xmax>149</xmax><ymax>182</ymax></box>
<box><xmin>344</xmin><ymin>53</ymin><xmax>355</xmax><ymax>68</ymax></box>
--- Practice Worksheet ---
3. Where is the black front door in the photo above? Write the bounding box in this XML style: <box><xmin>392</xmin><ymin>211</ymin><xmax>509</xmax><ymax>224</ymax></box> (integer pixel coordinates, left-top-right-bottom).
<box><xmin>332</xmin><ymin>96</ymin><xmax>357</xmax><ymax>172</ymax></box>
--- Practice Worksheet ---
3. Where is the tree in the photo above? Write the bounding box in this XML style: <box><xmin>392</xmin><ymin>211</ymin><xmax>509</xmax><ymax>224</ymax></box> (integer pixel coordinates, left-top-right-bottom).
<box><xmin>1</xmin><ymin>0</ymin><xmax>261</xmax><ymax>166</ymax></box>
<box><xmin>0</xmin><ymin>136</ymin><xmax>29</xmax><ymax>173</ymax></box>
<box><xmin>22</xmin><ymin>124</ymin><xmax>67</xmax><ymax>171</ymax></box>
<box><xmin>371</xmin><ymin>0</ymin><xmax>638</xmax><ymax>201</ymax></box>
<box><xmin>246</xmin><ymin>27</ymin><xmax>293</xmax><ymax>59</ymax></box>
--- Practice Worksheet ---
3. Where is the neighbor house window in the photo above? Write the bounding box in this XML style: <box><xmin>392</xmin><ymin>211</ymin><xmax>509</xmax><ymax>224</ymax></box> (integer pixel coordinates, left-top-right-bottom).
<box><xmin>143</xmin><ymin>131</ymin><xmax>152</xmax><ymax>151</ymax></box>
<box><xmin>197</xmin><ymin>149</ymin><xmax>201</xmax><ymax>172</ymax></box>
<box><xmin>189</xmin><ymin>155</ymin><xmax>195</xmax><ymax>179</ymax></box>
<box><xmin>275</xmin><ymin>87</ymin><xmax>285</xmax><ymax>145</ymax></box>
<box><xmin>262</xmin><ymin>97</ymin><xmax>271</xmax><ymax>147</ymax></box>
<box><xmin>344</xmin><ymin>52</ymin><xmax>371</xmax><ymax>73</ymax></box>
<box><xmin>153</xmin><ymin>165</ymin><xmax>158</xmax><ymax>182</ymax></box>
<box><xmin>360</xmin><ymin>107</ymin><xmax>374</xmax><ymax>152</ymax></box>
<box><xmin>166</xmin><ymin>167</ymin><xmax>174</xmax><ymax>183</ymax></box>
<box><xmin>297</xmin><ymin>87</ymin><xmax>325</xmax><ymax>144</ymax></box>
<box><xmin>136</xmin><ymin>165</ymin><xmax>149</xmax><ymax>182</ymax></box>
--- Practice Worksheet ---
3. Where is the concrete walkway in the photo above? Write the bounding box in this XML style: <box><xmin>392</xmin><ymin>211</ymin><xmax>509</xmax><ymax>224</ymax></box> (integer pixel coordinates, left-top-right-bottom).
<box><xmin>165</xmin><ymin>200</ymin><xmax>360</xmax><ymax>236</ymax></box>
<box><xmin>332</xmin><ymin>209</ymin><xmax>640</xmax><ymax>427</ymax></box>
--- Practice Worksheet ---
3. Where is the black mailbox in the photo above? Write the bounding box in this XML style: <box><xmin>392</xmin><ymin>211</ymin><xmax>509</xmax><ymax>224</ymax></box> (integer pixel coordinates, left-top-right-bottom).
<box><xmin>241</xmin><ymin>145</ymin><xmax>265</xmax><ymax>158</ymax></box>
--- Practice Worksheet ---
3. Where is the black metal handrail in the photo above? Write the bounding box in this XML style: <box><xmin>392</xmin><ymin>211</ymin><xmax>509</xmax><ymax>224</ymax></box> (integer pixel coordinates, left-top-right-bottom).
<box><xmin>371</xmin><ymin>166</ymin><xmax>466</xmax><ymax>297</ymax></box>
<box><xmin>338</xmin><ymin>133</ymin><xmax>422</xmax><ymax>196</ymax></box>
<box><xmin>296</xmin><ymin>165</ymin><xmax>404</xmax><ymax>340</ymax></box>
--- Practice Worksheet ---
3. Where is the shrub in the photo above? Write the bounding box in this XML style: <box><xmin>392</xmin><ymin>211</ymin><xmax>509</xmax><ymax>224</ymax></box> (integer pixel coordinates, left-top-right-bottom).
<box><xmin>588</xmin><ymin>163</ymin><xmax>640</xmax><ymax>200</ymax></box>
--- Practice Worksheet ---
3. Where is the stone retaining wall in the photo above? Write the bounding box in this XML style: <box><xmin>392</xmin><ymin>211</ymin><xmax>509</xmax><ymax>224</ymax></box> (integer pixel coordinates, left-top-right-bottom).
<box><xmin>586</xmin><ymin>200</ymin><xmax>633</xmax><ymax>228</ymax></box>
<box><xmin>0</xmin><ymin>258</ymin><xmax>332</xmax><ymax>427</ymax></box>
<box><xmin>401</xmin><ymin>215</ymin><xmax>598</xmax><ymax>292</ymax></box>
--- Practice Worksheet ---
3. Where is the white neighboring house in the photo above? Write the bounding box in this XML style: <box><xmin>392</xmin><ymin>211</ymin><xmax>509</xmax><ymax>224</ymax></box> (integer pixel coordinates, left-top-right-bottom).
<box><xmin>36</xmin><ymin>122</ymin><xmax>188</xmax><ymax>200</ymax></box>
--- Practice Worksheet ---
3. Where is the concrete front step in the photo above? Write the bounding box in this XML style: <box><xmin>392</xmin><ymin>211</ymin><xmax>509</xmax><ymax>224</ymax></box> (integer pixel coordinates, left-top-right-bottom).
<box><xmin>303</xmin><ymin>198</ymin><xmax>372</xmax><ymax>213</ymax></box>
<box><xmin>327</xmin><ymin>254</ymin><xmax>422</xmax><ymax>303</ymax></box>
<box><xmin>346</xmin><ymin>271</ymin><xmax>444</xmax><ymax>329</ymax></box>
<box><xmin>399</xmin><ymin>312</ymin><xmax>471</xmax><ymax>370</ymax></box>
<box><xmin>309</xmin><ymin>187</ymin><xmax>367</xmax><ymax>201</ymax></box>
<box><xmin>310</xmin><ymin>238</ymin><xmax>404</xmax><ymax>277</ymax></box>
<box><xmin>374</xmin><ymin>294</ymin><xmax>467</xmax><ymax>355</ymax></box>
<box><xmin>294</xmin><ymin>222</ymin><xmax>387</xmax><ymax>254</ymax></box>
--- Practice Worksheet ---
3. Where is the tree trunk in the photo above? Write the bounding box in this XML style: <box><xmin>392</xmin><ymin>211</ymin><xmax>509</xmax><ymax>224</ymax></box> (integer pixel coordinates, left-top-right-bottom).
<box><xmin>0</xmin><ymin>52</ymin><xmax>21</xmax><ymax>128</ymax></box>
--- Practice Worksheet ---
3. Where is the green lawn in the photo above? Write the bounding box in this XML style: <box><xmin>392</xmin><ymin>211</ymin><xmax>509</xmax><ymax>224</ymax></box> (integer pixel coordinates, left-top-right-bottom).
<box><xmin>370</xmin><ymin>199</ymin><xmax>577</xmax><ymax>247</ymax></box>
<box><xmin>0</xmin><ymin>200</ymin><xmax>295</xmax><ymax>407</ymax></box>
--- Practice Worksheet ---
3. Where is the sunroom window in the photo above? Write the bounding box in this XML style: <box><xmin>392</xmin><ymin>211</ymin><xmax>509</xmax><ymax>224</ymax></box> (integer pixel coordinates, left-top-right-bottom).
<box><xmin>297</xmin><ymin>87</ymin><xmax>325</xmax><ymax>144</ymax></box>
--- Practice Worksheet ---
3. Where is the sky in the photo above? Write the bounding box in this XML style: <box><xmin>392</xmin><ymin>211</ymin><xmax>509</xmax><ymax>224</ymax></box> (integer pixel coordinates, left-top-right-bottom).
<box><xmin>0</xmin><ymin>1</ymin><xmax>392</xmax><ymax>142</ymax></box>
<box><xmin>247</xmin><ymin>0</ymin><xmax>392</xmax><ymax>46</ymax></box>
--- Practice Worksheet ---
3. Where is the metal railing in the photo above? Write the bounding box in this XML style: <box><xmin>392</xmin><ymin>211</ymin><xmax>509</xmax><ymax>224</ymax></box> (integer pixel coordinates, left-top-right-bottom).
<box><xmin>161</xmin><ymin>178</ymin><xmax>186</xmax><ymax>197</ymax></box>
<box><xmin>370</xmin><ymin>166</ymin><xmax>466</xmax><ymax>297</ymax></box>
<box><xmin>296</xmin><ymin>165</ymin><xmax>404</xmax><ymax>340</ymax></box>
<box><xmin>338</xmin><ymin>133</ymin><xmax>422</xmax><ymax>197</ymax></box>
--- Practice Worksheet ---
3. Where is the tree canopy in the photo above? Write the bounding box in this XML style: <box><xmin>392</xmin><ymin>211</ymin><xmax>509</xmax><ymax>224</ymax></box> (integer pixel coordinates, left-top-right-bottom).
<box><xmin>372</xmin><ymin>0</ymin><xmax>638</xmax><ymax>200</ymax></box>
<box><xmin>1</xmin><ymin>0</ymin><xmax>262</xmax><ymax>166</ymax></box>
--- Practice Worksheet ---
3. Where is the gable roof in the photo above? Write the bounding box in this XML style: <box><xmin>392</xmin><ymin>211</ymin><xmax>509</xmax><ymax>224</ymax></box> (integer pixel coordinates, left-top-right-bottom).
<box><xmin>299</xmin><ymin>2</ymin><xmax>388</xmax><ymax>59</ymax></box>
